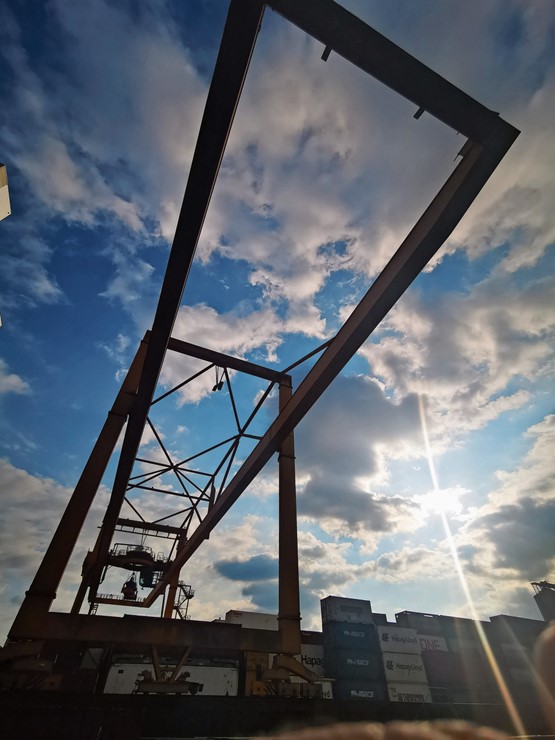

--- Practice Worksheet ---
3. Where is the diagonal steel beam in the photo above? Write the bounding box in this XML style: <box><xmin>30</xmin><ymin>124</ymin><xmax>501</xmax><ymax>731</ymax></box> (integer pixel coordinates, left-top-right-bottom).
<box><xmin>85</xmin><ymin>0</ymin><xmax>265</xmax><ymax>600</ymax></box>
<box><xmin>267</xmin><ymin>0</ymin><xmax>501</xmax><ymax>144</ymax></box>
<box><xmin>144</xmin><ymin>121</ymin><xmax>518</xmax><ymax>607</ymax></box>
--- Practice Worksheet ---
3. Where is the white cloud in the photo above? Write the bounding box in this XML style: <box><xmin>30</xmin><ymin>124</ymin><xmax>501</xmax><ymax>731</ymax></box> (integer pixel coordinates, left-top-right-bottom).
<box><xmin>0</xmin><ymin>459</ymin><xmax>109</xmax><ymax>639</ymax></box>
<box><xmin>361</xmin><ymin>270</ymin><xmax>554</xmax><ymax>442</ymax></box>
<box><xmin>158</xmin><ymin>303</ymin><xmax>284</xmax><ymax>404</ymax></box>
<box><xmin>0</xmin><ymin>359</ymin><xmax>31</xmax><ymax>395</ymax></box>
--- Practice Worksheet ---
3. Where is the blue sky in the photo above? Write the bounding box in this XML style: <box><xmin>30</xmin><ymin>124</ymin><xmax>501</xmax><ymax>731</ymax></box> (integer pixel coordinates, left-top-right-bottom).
<box><xmin>0</xmin><ymin>0</ymin><xmax>554</xmax><ymax>638</ymax></box>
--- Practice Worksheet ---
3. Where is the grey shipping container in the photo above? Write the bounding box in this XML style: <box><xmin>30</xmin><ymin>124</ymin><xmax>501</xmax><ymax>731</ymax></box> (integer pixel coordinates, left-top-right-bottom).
<box><xmin>333</xmin><ymin>680</ymin><xmax>386</xmax><ymax>701</ymax></box>
<box><xmin>489</xmin><ymin>615</ymin><xmax>546</xmax><ymax>649</ymax></box>
<box><xmin>377</xmin><ymin>626</ymin><xmax>420</xmax><ymax>655</ymax></box>
<box><xmin>438</xmin><ymin>616</ymin><xmax>488</xmax><ymax>643</ymax></box>
<box><xmin>323</xmin><ymin>621</ymin><xmax>380</xmax><ymax>652</ymax></box>
<box><xmin>325</xmin><ymin>648</ymin><xmax>383</xmax><ymax>681</ymax></box>
<box><xmin>395</xmin><ymin>611</ymin><xmax>443</xmax><ymax>636</ymax></box>
<box><xmin>321</xmin><ymin>596</ymin><xmax>373</xmax><ymax>625</ymax></box>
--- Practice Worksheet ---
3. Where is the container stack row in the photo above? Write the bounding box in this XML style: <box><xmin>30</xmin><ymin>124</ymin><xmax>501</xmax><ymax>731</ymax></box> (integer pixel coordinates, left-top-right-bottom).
<box><xmin>321</xmin><ymin>599</ymin><xmax>547</xmax><ymax>705</ymax></box>
<box><xmin>321</xmin><ymin>596</ymin><xmax>433</xmax><ymax>703</ymax></box>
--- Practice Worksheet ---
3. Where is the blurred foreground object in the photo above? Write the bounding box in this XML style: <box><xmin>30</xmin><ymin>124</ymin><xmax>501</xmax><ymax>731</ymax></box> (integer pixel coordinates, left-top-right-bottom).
<box><xmin>259</xmin><ymin>719</ymin><xmax>509</xmax><ymax>739</ymax></box>
<box><xmin>535</xmin><ymin>624</ymin><xmax>555</xmax><ymax>733</ymax></box>
<box><xmin>0</xmin><ymin>163</ymin><xmax>11</xmax><ymax>220</ymax></box>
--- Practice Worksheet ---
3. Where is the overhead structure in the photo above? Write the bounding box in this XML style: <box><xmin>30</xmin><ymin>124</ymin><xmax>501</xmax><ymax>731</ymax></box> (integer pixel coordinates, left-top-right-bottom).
<box><xmin>8</xmin><ymin>0</ymin><xmax>518</xmax><ymax>665</ymax></box>
<box><xmin>532</xmin><ymin>581</ymin><xmax>555</xmax><ymax>621</ymax></box>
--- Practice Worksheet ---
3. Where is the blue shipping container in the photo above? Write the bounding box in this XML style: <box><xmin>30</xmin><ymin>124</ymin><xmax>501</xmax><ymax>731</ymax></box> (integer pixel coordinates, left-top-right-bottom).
<box><xmin>333</xmin><ymin>680</ymin><xmax>386</xmax><ymax>701</ymax></box>
<box><xmin>323</xmin><ymin>621</ymin><xmax>380</xmax><ymax>652</ymax></box>
<box><xmin>325</xmin><ymin>648</ymin><xmax>383</xmax><ymax>681</ymax></box>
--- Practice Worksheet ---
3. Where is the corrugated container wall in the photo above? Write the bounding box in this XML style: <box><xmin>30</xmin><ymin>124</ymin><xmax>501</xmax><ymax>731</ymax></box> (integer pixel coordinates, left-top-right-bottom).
<box><xmin>321</xmin><ymin>596</ymin><xmax>373</xmax><ymax>625</ymax></box>
<box><xmin>323</xmin><ymin>621</ymin><xmax>380</xmax><ymax>652</ymax></box>
<box><xmin>395</xmin><ymin>611</ymin><xmax>443</xmax><ymax>636</ymax></box>
<box><xmin>333</xmin><ymin>681</ymin><xmax>386</xmax><ymax>701</ymax></box>
<box><xmin>325</xmin><ymin>649</ymin><xmax>383</xmax><ymax>681</ymax></box>
<box><xmin>418</xmin><ymin>635</ymin><xmax>448</xmax><ymax>652</ymax></box>
<box><xmin>421</xmin><ymin>650</ymin><xmax>464</xmax><ymax>688</ymax></box>
<box><xmin>382</xmin><ymin>652</ymin><xmax>427</xmax><ymax>684</ymax></box>
<box><xmin>377</xmin><ymin>626</ymin><xmax>420</xmax><ymax>654</ymax></box>
<box><xmin>388</xmin><ymin>683</ymin><xmax>432</xmax><ymax>703</ymax></box>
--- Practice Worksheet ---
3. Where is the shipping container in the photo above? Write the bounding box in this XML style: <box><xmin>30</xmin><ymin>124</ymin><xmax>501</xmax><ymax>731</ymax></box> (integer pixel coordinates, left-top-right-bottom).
<box><xmin>104</xmin><ymin>663</ymin><xmax>239</xmax><ymax>695</ymax></box>
<box><xmin>300</xmin><ymin>630</ymin><xmax>324</xmax><ymax>645</ymax></box>
<box><xmin>421</xmin><ymin>650</ymin><xmax>463</xmax><ymax>688</ymax></box>
<box><xmin>500</xmin><ymin>642</ymin><xmax>531</xmax><ymax>669</ymax></box>
<box><xmin>446</xmin><ymin>637</ymin><xmax>481</xmax><ymax>653</ymax></box>
<box><xmin>377</xmin><ymin>626</ymin><xmax>420</xmax><ymax>654</ymax></box>
<box><xmin>321</xmin><ymin>596</ymin><xmax>373</xmax><ymax>625</ymax></box>
<box><xmin>325</xmin><ymin>648</ymin><xmax>383</xmax><ymax>681</ymax></box>
<box><xmin>417</xmin><ymin>634</ymin><xmax>448</xmax><ymax>652</ymax></box>
<box><xmin>333</xmin><ymin>680</ymin><xmax>386</xmax><ymax>701</ymax></box>
<box><xmin>489</xmin><ymin>614</ymin><xmax>546</xmax><ymax>649</ymax></box>
<box><xmin>388</xmin><ymin>683</ymin><xmax>432</xmax><ymax>703</ymax></box>
<box><xmin>382</xmin><ymin>652</ymin><xmax>427</xmax><ymax>684</ymax></box>
<box><xmin>509</xmin><ymin>667</ymin><xmax>535</xmax><ymax>686</ymax></box>
<box><xmin>224</xmin><ymin>610</ymin><xmax>278</xmax><ymax>630</ymax></box>
<box><xmin>395</xmin><ymin>611</ymin><xmax>443</xmax><ymax>636</ymax></box>
<box><xmin>323</xmin><ymin>621</ymin><xmax>379</xmax><ymax>652</ymax></box>
<box><xmin>438</xmin><ymin>615</ymin><xmax>488</xmax><ymax>643</ymax></box>
<box><xmin>269</xmin><ymin>643</ymin><xmax>326</xmax><ymax>678</ymax></box>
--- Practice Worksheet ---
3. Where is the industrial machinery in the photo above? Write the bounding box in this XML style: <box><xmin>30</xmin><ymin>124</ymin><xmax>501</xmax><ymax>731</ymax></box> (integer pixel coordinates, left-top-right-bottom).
<box><xmin>532</xmin><ymin>581</ymin><xmax>555</xmax><ymax>621</ymax></box>
<box><xmin>1</xmin><ymin>0</ymin><xmax>518</xmax><ymax>707</ymax></box>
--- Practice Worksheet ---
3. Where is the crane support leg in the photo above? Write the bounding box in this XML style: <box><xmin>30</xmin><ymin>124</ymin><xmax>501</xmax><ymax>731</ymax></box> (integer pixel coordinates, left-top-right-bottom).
<box><xmin>278</xmin><ymin>378</ymin><xmax>301</xmax><ymax>656</ymax></box>
<box><xmin>10</xmin><ymin>338</ymin><xmax>148</xmax><ymax>636</ymax></box>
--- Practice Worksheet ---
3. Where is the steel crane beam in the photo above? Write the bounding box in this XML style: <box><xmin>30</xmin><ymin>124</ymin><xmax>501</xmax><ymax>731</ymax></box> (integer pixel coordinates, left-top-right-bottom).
<box><xmin>83</xmin><ymin>0</ymin><xmax>265</xmax><ymax>601</ymax></box>
<box><xmin>144</xmin><ymin>122</ymin><xmax>517</xmax><ymax>607</ymax></box>
<box><xmin>9</xmin><ymin>0</ymin><xmax>519</xmax><ymax>644</ymax></box>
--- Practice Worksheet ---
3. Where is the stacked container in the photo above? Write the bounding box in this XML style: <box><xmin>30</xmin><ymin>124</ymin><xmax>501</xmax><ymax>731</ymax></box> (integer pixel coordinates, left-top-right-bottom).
<box><xmin>489</xmin><ymin>615</ymin><xmax>546</xmax><ymax>698</ymax></box>
<box><xmin>321</xmin><ymin>597</ymin><xmax>385</xmax><ymax>701</ymax></box>
<box><xmin>378</xmin><ymin>625</ymin><xmax>431</xmax><ymax>703</ymax></box>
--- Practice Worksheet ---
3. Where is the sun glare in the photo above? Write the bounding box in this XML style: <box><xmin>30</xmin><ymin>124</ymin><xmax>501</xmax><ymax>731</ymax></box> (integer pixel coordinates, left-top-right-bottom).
<box><xmin>419</xmin><ymin>486</ymin><xmax>464</xmax><ymax>517</ymax></box>
<box><xmin>418</xmin><ymin>395</ymin><xmax>526</xmax><ymax>737</ymax></box>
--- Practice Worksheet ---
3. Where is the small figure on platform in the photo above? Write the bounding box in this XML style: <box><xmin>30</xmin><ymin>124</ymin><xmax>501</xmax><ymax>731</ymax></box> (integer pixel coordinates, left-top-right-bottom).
<box><xmin>121</xmin><ymin>574</ymin><xmax>138</xmax><ymax>600</ymax></box>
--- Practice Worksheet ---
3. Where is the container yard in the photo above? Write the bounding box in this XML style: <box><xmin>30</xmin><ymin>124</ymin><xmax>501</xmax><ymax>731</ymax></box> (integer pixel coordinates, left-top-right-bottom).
<box><xmin>2</xmin><ymin>594</ymin><xmax>553</xmax><ymax>737</ymax></box>
<box><xmin>2</xmin><ymin>0</ymin><xmax>552</xmax><ymax>737</ymax></box>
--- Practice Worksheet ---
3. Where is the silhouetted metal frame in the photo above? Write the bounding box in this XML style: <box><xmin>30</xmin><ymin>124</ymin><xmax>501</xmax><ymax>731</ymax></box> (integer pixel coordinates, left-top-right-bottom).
<box><xmin>10</xmin><ymin>0</ymin><xmax>518</xmax><ymax>645</ymax></box>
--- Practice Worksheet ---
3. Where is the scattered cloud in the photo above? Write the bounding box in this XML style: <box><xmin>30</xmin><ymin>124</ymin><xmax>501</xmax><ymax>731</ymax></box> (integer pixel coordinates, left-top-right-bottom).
<box><xmin>0</xmin><ymin>359</ymin><xmax>31</xmax><ymax>395</ymax></box>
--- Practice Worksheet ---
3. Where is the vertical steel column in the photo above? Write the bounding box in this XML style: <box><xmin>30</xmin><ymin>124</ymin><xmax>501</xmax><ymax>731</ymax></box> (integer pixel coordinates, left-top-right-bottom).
<box><xmin>163</xmin><ymin>537</ymin><xmax>186</xmax><ymax>619</ymax></box>
<box><xmin>277</xmin><ymin>378</ymin><xmax>301</xmax><ymax>656</ymax></box>
<box><xmin>9</xmin><ymin>339</ymin><xmax>148</xmax><ymax>635</ymax></box>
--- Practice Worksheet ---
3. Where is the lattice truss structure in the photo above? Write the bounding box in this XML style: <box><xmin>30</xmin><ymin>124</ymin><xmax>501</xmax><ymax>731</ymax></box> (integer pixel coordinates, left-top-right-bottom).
<box><xmin>10</xmin><ymin>0</ymin><xmax>518</xmax><ymax>644</ymax></box>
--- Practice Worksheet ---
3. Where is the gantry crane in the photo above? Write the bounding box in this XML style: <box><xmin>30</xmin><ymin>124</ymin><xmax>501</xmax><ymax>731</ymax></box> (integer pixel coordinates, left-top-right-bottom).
<box><xmin>2</xmin><ymin>0</ymin><xmax>518</xmax><ymax>693</ymax></box>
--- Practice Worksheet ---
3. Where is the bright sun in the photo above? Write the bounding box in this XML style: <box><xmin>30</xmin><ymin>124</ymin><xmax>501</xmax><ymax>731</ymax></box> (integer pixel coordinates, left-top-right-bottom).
<box><xmin>418</xmin><ymin>486</ymin><xmax>465</xmax><ymax>517</ymax></box>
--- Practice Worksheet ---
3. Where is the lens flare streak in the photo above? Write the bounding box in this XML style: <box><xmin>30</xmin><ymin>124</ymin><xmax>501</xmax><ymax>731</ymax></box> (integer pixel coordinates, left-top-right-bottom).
<box><xmin>418</xmin><ymin>396</ymin><xmax>526</xmax><ymax>737</ymax></box>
